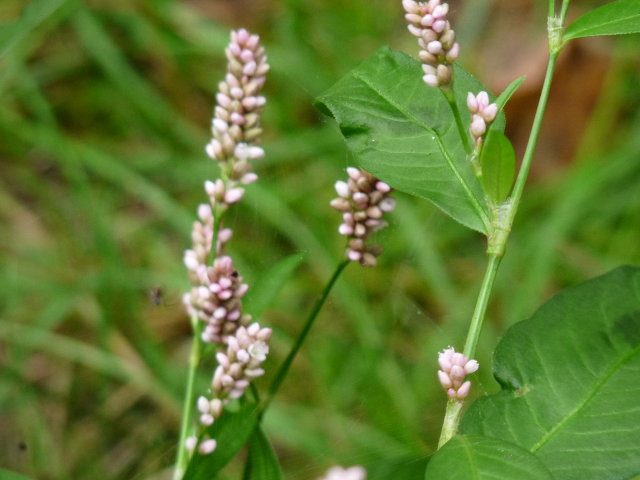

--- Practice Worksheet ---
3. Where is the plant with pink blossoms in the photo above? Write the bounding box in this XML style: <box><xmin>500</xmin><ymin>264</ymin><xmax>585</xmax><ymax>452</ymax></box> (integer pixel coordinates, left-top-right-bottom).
<box><xmin>174</xmin><ymin>28</ymin><xmax>272</xmax><ymax>479</ymax></box>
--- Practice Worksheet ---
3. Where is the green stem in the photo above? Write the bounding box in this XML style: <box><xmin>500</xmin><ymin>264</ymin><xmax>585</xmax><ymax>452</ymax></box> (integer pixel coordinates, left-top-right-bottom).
<box><xmin>261</xmin><ymin>259</ymin><xmax>350</xmax><ymax>410</ymax></box>
<box><xmin>462</xmin><ymin>254</ymin><xmax>501</xmax><ymax>359</ymax></box>
<box><xmin>506</xmin><ymin>51</ymin><xmax>559</xmax><ymax>227</ymax></box>
<box><xmin>438</xmin><ymin>399</ymin><xmax>464</xmax><ymax>449</ymax></box>
<box><xmin>437</xmin><ymin>254</ymin><xmax>500</xmax><ymax>448</ymax></box>
<box><xmin>174</xmin><ymin>318</ymin><xmax>203</xmax><ymax>480</ymax></box>
<box><xmin>437</xmin><ymin>12</ymin><xmax>569</xmax><ymax>448</ymax></box>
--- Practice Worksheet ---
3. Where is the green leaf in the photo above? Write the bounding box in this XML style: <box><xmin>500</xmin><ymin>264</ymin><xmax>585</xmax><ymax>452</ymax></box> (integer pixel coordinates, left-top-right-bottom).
<box><xmin>564</xmin><ymin>0</ymin><xmax>640</xmax><ymax>41</ymax></box>
<box><xmin>317</xmin><ymin>46</ymin><xmax>500</xmax><ymax>233</ymax></box>
<box><xmin>183</xmin><ymin>402</ymin><xmax>261</xmax><ymax>480</ymax></box>
<box><xmin>479</xmin><ymin>131</ymin><xmax>516</xmax><ymax>204</ymax></box>
<box><xmin>244</xmin><ymin>427</ymin><xmax>283</xmax><ymax>480</ymax></box>
<box><xmin>495</xmin><ymin>76</ymin><xmax>525</xmax><ymax>112</ymax></box>
<box><xmin>424</xmin><ymin>435</ymin><xmax>554</xmax><ymax>479</ymax></box>
<box><xmin>461</xmin><ymin>266</ymin><xmax>640</xmax><ymax>480</ymax></box>
<box><xmin>0</xmin><ymin>469</ymin><xmax>35</xmax><ymax>480</ymax></box>
<box><xmin>244</xmin><ymin>252</ymin><xmax>308</xmax><ymax>318</ymax></box>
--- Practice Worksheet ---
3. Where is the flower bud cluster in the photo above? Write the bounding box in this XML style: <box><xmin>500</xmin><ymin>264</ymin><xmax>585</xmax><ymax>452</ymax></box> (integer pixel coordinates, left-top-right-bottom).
<box><xmin>403</xmin><ymin>0</ymin><xmax>459</xmax><ymax>88</ymax></box>
<box><xmin>183</xmin><ymin>254</ymin><xmax>252</xmax><ymax>344</ymax></box>
<box><xmin>211</xmin><ymin>322</ymin><xmax>272</xmax><ymax>400</ymax></box>
<box><xmin>330</xmin><ymin>168</ymin><xmax>396</xmax><ymax>267</ymax></box>
<box><xmin>206</xmin><ymin>28</ymin><xmax>269</xmax><ymax>185</ymax></box>
<box><xmin>437</xmin><ymin>347</ymin><xmax>479</xmax><ymax>400</ymax></box>
<box><xmin>318</xmin><ymin>466</ymin><xmax>367</xmax><ymax>480</ymax></box>
<box><xmin>185</xmin><ymin>323</ymin><xmax>271</xmax><ymax>455</ymax></box>
<box><xmin>467</xmin><ymin>91</ymin><xmax>498</xmax><ymax>145</ymax></box>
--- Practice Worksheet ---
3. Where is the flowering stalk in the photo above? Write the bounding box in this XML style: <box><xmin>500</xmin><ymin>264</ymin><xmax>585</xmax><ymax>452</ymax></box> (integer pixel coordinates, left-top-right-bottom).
<box><xmin>174</xmin><ymin>28</ymin><xmax>269</xmax><ymax>479</ymax></box>
<box><xmin>436</xmin><ymin>2</ymin><xmax>571</xmax><ymax>448</ymax></box>
<box><xmin>263</xmin><ymin>168</ymin><xmax>395</xmax><ymax>409</ymax></box>
<box><xmin>263</xmin><ymin>258</ymin><xmax>349</xmax><ymax>409</ymax></box>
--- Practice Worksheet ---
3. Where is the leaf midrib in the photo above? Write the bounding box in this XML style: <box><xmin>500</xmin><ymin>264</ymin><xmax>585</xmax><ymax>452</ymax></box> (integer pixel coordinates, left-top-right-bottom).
<box><xmin>530</xmin><ymin>342</ymin><xmax>640</xmax><ymax>453</ymax></box>
<box><xmin>349</xmin><ymin>69</ymin><xmax>490</xmax><ymax>231</ymax></box>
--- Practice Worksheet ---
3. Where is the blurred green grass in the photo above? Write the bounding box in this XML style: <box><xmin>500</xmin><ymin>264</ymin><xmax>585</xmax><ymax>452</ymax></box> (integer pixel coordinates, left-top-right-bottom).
<box><xmin>1</xmin><ymin>0</ymin><xmax>639</xmax><ymax>479</ymax></box>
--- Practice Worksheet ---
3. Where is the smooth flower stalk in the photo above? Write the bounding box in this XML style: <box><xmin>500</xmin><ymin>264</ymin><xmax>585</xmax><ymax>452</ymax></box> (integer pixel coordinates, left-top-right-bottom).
<box><xmin>403</xmin><ymin>0</ymin><xmax>460</xmax><ymax>88</ymax></box>
<box><xmin>330</xmin><ymin>167</ymin><xmax>395</xmax><ymax>267</ymax></box>
<box><xmin>437</xmin><ymin>347</ymin><xmax>479</xmax><ymax>400</ymax></box>
<box><xmin>318</xmin><ymin>466</ymin><xmax>367</xmax><ymax>480</ymax></box>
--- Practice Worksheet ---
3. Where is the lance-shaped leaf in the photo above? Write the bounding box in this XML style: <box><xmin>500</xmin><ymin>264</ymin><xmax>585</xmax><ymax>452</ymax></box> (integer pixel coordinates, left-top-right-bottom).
<box><xmin>479</xmin><ymin>130</ymin><xmax>516</xmax><ymax>205</ymax></box>
<box><xmin>564</xmin><ymin>0</ymin><xmax>640</xmax><ymax>40</ymax></box>
<box><xmin>461</xmin><ymin>266</ymin><xmax>640</xmax><ymax>480</ymax></box>
<box><xmin>317</xmin><ymin>47</ymin><xmax>504</xmax><ymax>233</ymax></box>
<box><xmin>424</xmin><ymin>435</ymin><xmax>554</xmax><ymax>479</ymax></box>
<box><xmin>244</xmin><ymin>426</ymin><xmax>284</xmax><ymax>480</ymax></box>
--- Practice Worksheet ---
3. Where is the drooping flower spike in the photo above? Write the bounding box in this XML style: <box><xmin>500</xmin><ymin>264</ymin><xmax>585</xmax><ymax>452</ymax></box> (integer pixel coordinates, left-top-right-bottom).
<box><xmin>330</xmin><ymin>168</ymin><xmax>396</xmax><ymax>267</ymax></box>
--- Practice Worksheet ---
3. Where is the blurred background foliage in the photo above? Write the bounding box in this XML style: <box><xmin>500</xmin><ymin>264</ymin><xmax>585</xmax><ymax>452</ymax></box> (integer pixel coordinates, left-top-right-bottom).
<box><xmin>0</xmin><ymin>0</ymin><xmax>638</xmax><ymax>478</ymax></box>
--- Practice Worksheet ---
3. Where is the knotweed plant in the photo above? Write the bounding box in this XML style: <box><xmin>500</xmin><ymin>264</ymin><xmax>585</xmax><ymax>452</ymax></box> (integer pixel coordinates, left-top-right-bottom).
<box><xmin>170</xmin><ymin>1</ymin><xmax>640</xmax><ymax>479</ymax></box>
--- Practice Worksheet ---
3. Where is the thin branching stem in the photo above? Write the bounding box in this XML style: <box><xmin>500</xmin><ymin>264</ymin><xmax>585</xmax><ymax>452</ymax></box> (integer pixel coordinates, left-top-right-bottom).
<box><xmin>262</xmin><ymin>259</ymin><xmax>350</xmax><ymax>410</ymax></box>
